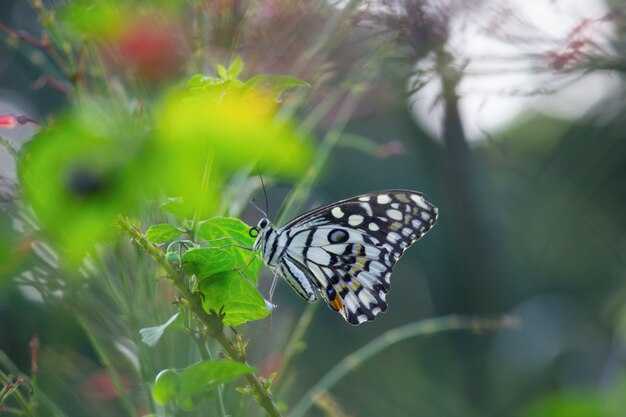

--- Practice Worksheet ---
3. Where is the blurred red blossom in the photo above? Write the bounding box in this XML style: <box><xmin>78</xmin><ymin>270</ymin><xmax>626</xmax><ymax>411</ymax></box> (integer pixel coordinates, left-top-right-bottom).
<box><xmin>82</xmin><ymin>370</ymin><xmax>132</xmax><ymax>401</ymax></box>
<box><xmin>101</xmin><ymin>15</ymin><xmax>186</xmax><ymax>82</ymax></box>
<box><xmin>545</xmin><ymin>15</ymin><xmax>614</xmax><ymax>71</ymax></box>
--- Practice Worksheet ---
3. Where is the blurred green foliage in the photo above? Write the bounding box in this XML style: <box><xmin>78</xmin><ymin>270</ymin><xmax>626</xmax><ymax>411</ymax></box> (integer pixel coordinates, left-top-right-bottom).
<box><xmin>18</xmin><ymin>105</ymin><xmax>156</xmax><ymax>264</ymax></box>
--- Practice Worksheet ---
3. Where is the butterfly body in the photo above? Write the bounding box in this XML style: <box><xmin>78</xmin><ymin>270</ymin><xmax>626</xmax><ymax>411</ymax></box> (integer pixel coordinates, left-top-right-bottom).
<box><xmin>251</xmin><ymin>190</ymin><xmax>438</xmax><ymax>325</ymax></box>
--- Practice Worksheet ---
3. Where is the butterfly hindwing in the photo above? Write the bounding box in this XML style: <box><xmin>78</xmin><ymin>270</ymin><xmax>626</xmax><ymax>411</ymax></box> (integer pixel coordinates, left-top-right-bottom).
<box><xmin>278</xmin><ymin>190</ymin><xmax>438</xmax><ymax>325</ymax></box>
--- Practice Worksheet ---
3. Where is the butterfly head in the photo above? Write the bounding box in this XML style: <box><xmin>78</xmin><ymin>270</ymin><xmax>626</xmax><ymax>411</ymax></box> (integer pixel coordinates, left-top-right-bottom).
<box><xmin>250</xmin><ymin>217</ymin><xmax>273</xmax><ymax>250</ymax></box>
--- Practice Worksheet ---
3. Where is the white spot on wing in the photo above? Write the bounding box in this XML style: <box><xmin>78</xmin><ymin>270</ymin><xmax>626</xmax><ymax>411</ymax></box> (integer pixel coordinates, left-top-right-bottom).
<box><xmin>420</xmin><ymin>211</ymin><xmax>431</xmax><ymax>221</ymax></box>
<box><xmin>359</xmin><ymin>196</ymin><xmax>370</xmax><ymax>202</ymax></box>
<box><xmin>386</xmin><ymin>232</ymin><xmax>401</xmax><ymax>243</ymax></box>
<box><xmin>359</xmin><ymin>290</ymin><xmax>376</xmax><ymax>306</ymax></box>
<box><xmin>410</xmin><ymin>194</ymin><xmax>429</xmax><ymax>209</ymax></box>
<box><xmin>344</xmin><ymin>293</ymin><xmax>359</xmax><ymax>313</ymax></box>
<box><xmin>386</xmin><ymin>209</ymin><xmax>403</xmax><ymax>221</ymax></box>
<box><xmin>364</xmin><ymin>245</ymin><xmax>381</xmax><ymax>257</ymax></box>
<box><xmin>368</xmin><ymin>222</ymin><xmax>379</xmax><ymax>231</ymax></box>
<box><xmin>411</xmin><ymin>219</ymin><xmax>422</xmax><ymax>229</ymax></box>
<box><xmin>368</xmin><ymin>261</ymin><xmax>387</xmax><ymax>273</ymax></box>
<box><xmin>332</xmin><ymin>207</ymin><xmax>344</xmax><ymax>218</ymax></box>
<box><xmin>348</xmin><ymin>214</ymin><xmax>364</xmax><ymax>226</ymax></box>
<box><xmin>377</xmin><ymin>194</ymin><xmax>392</xmax><ymax>204</ymax></box>
<box><xmin>356</xmin><ymin>272</ymin><xmax>377</xmax><ymax>289</ymax></box>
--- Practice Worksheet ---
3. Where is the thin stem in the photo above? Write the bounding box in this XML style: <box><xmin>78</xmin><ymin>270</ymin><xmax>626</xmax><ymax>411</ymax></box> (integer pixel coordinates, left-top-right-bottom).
<box><xmin>277</xmin><ymin>303</ymin><xmax>318</xmax><ymax>387</ymax></box>
<box><xmin>276</xmin><ymin>89</ymin><xmax>362</xmax><ymax>226</ymax></box>
<box><xmin>190</xmin><ymin>334</ymin><xmax>227</xmax><ymax>417</ymax></box>
<box><xmin>0</xmin><ymin>372</ymin><xmax>33</xmax><ymax>417</ymax></box>
<box><xmin>0</xmin><ymin>353</ymin><xmax>69</xmax><ymax>417</ymax></box>
<box><xmin>0</xmin><ymin>136</ymin><xmax>19</xmax><ymax>159</ymax></box>
<box><xmin>118</xmin><ymin>217</ymin><xmax>284</xmax><ymax>417</ymax></box>
<box><xmin>72</xmin><ymin>313</ymin><xmax>137</xmax><ymax>417</ymax></box>
<box><xmin>288</xmin><ymin>315</ymin><xmax>519</xmax><ymax>417</ymax></box>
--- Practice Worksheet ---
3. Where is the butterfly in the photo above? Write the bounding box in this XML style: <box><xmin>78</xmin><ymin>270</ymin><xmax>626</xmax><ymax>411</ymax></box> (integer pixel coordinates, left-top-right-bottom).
<box><xmin>250</xmin><ymin>190</ymin><xmax>438</xmax><ymax>325</ymax></box>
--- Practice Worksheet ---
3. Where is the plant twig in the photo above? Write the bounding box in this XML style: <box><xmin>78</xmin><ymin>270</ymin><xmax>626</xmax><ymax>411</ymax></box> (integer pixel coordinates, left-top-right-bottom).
<box><xmin>118</xmin><ymin>217</ymin><xmax>284</xmax><ymax>417</ymax></box>
<box><xmin>288</xmin><ymin>314</ymin><xmax>520</xmax><ymax>417</ymax></box>
<box><xmin>189</xmin><ymin>333</ymin><xmax>228</xmax><ymax>417</ymax></box>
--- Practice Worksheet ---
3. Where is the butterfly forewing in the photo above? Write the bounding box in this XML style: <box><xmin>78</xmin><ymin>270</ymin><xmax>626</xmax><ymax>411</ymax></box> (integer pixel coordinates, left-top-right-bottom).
<box><xmin>258</xmin><ymin>190</ymin><xmax>438</xmax><ymax>325</ymax></box>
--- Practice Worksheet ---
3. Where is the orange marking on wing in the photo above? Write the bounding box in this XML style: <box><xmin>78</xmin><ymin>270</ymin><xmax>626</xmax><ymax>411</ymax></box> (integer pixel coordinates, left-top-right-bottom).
<box><xmin>330</xmin><ymin>296</ymin><xmax>343</xmax><ymax>312</ymax></box>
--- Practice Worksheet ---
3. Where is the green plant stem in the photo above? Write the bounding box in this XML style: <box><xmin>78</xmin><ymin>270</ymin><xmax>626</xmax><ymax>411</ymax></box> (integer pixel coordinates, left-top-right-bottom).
<box><xmin>118</xmin><ymin>218</ymin><xmax>284</xmax><ymax>417</ymax></box>
<box><xmin>288</xmin><ymin>315</ymin><xmax>519</xmax><ymax>417</ymax></box>
<box><xmin>0</xmin><ymin>372</ymin><xmax>33</xmax><ymax>417</ymax></box>
<box><xmin>190</xmin><ymin>334</ymin><xmax>228</xmax><ymax>417</ymax></box>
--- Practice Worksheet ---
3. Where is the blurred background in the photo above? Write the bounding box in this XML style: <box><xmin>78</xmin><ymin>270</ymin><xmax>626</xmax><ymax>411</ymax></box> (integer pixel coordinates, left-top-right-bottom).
<box><xmin>2</xmin><ymin>0</ymin><xmax>626</xmax><ymax>416</ymax></box>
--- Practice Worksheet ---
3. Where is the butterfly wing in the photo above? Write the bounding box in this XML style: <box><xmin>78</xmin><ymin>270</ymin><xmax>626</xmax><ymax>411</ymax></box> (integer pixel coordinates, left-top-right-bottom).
<box><xmin>279</xmin><ymin>190</ymin><xmax>437</xmax><ymax>325</ymax></box>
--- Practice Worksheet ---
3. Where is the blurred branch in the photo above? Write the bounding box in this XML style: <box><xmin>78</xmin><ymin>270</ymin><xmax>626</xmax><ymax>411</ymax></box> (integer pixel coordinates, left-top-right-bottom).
<box><xmin>31</xmin><ymin>75</ymin><xmax>74</xmax><ymax>96</ymax></box>
<box><xmin>70</xmin><ymin>313</ymin><xmax>137</xmax><ymax>417</ymax></box>
<box><xmin>0</xmin><ymin>372</ymin><xmax>32</xmax><ymax>417</ymax></box>
<box><xmin>288</xmin><ymin>315</ymin><xmax>520</xmax><ymax>417</ymax></box>
<box><xmin>0</xmin><ymin>21</ymin><xmax>69</xmax><ymax>78</ymax></box>
<box><xmin>0</xmin><ymin>137</ymin><xmax>19</xmax><ymax>159</ymax></box>
<box><xmin>117</xmin><ymin>217</ymin><xmax>284</xmax><ymax>417</ymax></box>
<box><xmin>0</xmin><ymin>352</ymin><xmax>68</xmax><ymax>417</ymax></box>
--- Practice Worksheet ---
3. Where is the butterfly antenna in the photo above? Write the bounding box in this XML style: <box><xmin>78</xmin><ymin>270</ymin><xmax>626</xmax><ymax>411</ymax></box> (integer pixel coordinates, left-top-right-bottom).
<box><xmin>257</xmin><ymin>164</ymin><xmax>270</xmax><ymax>217</ymax></box>
<box><xmin>250</xmin><ymin>198</ymin><xmax>268</xmax><ymax>217</ymax></box>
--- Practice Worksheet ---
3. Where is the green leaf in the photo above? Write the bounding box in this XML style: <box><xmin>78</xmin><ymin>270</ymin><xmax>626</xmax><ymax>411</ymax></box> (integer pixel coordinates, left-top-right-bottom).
<box><xmin>197</xmin><ymin>217</ymin><xmax>261</xmax><ymax>284</ymax></box>
<box><xmin>160</xmin><ymin>198</ymin><xmax>194</xmax><ymax>220</ymax></box>
<box><xmin>227</xmin><ymin>56</ymin><xmax>244</xmax><ymax>79</ymax></box>
<box><xmin>187</xmin><ymin>74</ymin><xmax>223</xmax><ymax>90</ymax></box>
<box><xmin>146</xmin><ymin>224</ymin><xmax>182</xmax><ymax>243</ymax></box>
<box><xmin>200</xmin><ymin>271</ymin><xmax>270</xmax><ymax>326</ymax></box>
<box><xmin>178</xmin><ymin>359</ymin><xmax>255</xmax><ymax>409</ymax></box>
<box><xmin>153</xmin><ymin>369</ymin><xmax>181</xmax><ymax>404</ymax></box>
<box><xmin>139</xmin><ymin>312</ymin><xmax>183</xmax><ymax>347</ymax></box>
<box><xmin>182</xmin><ymin>247</ymin><xmax>234</xmax><ymax>279</ymax></box>
<box><xmin>217</xmin><ymin>64</ymin><xmax>228</xmax><ymax>80</ymax></box>
<box><xmin>244</xmin><ymin>75</ymin><xmax>311</xmax><ymax>100</ymax></box>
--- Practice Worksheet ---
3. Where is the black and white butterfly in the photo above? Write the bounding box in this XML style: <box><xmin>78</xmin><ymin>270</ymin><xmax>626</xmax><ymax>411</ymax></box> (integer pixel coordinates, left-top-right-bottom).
<box><xmin>250</xmin><ymin>190</ymin><xmax>438</xmax><ymax>325</ymax></box>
